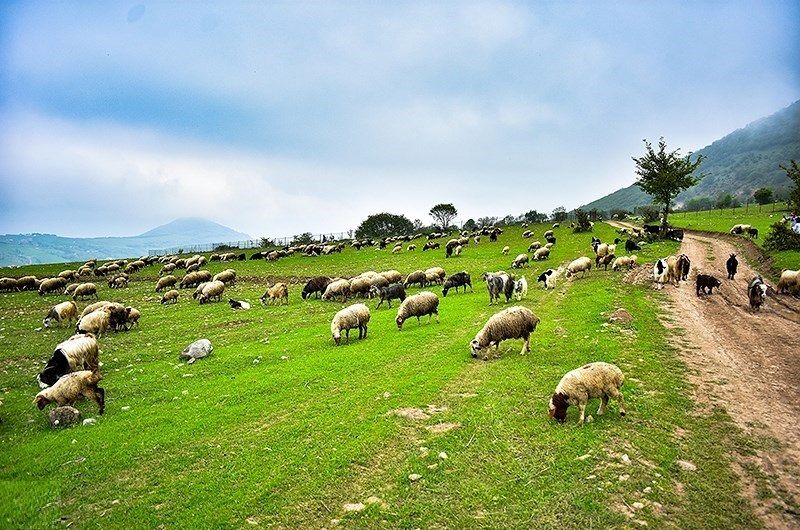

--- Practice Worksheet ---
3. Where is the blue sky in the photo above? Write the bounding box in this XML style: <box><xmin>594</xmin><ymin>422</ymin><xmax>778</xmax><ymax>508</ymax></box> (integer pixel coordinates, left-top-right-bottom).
<box><xmin>1</xmin><ymin>1</ymin><xmax>798</xmax><ymax>238</ymax></box>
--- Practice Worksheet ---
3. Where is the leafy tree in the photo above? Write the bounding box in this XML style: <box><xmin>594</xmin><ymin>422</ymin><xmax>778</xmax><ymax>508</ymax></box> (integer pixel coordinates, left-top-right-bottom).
<box><xmin>523</xmin><ymin>210</ymin><xmax>548</xmax><ymax>224</ymax></box>
<box><xmin>573</xmin><ymin>209</ymin><xmax>593</xmax><ymax>233</ymax></box>
<box><xmin>753</xmin><ymin>187</ymin><xmax>773</xmax><ymax>205</ymax></box>
<box><xmin>413</xmin><ymin>219</ymin><xmax>423</xmax><ymax>231</ymax></box>
<box><xmin>477</xmin><ymin>216</ymin><xmax>497</xmax><ymax>228</ymax></box>
<box><xmin>764</xmin><ymin>221</ymin><xmax>800</xmax><ymax>251</ymax></box>
<box><xmin>501</xmin><ymin>215</ymin><xmax>516</xmax><ymax>226</ymax></box>
<box><xmin>637</xmin><ymin>204</ymin><xmax>661</xmax><ymax>224</ymax></box>
<box><xmin>429</xmin><ymin>203</ymin><xmax>458</xmax><ymax>230</ymax></box>
<box><xmin>684</xmin><ymin>196</ymin><xmax>715</xmax><ymax>212</ymax></box>
<box><xmin>551</xmin><ymin>206</ymin><xmax>568</xmax><ymax>223</ymax></box>
<box><xmin>463</xmin><ymin>219</ymin><xmax>477</xmax><ymax>231</ymax></box>
<box><xmin>715</xmin><ymin>193</ymin><xmax>740</xmax><ymax>209</ymax></box>
<box><xmin>633</xmin><ymin>138</ymin><xmax>704</xmax><ymax>231</ymax></box>
<box><xmin>260</xmin><ymin>237</ymin><xmax>276</xmax><ymax>248</ymax></box>
<box><xmin>355</xmin><ymin>213</ymin><xmax>414</xmax><ymax>239</ymax></box>
<box><xmin>291</xmin><ymin>232</ymin><xmax>314</xmax><ymax>245</ymax></box>
<box><xmin>780</xmin><ymin>160</ymin><xmax>800</xmax><ymax>211</ymax></box>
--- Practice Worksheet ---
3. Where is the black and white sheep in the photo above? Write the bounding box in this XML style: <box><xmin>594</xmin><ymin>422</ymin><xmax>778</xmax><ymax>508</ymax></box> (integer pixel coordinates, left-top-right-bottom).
<box><xmin>537</xmin><ymin>269</ymin><xmax>557</xmax><ymax>289</ymax></box>
<box><xmin>748</xmin><ymin>276</ymin><xmax>768</xmax><ymax>310</ymax></box>
<box><xmin>549</xmin><ymin>362</ymin><xmax>626</xmax><ymax>425</ymax></box>
<box><xmin>43</xmin><ymin>301</ymin><xmax>79</xmax><ymax>328</ymax></box>
<box><xmin>625</xmin><ymin>239</ymin><xmax>641</xmax><ymax>253</ymax></box>
<box><xmin>395</xmin><ymin>291</ymin><xmax>439</xmax><ymax>329</ymax></box>
<box><xmin>470</xmin><ymin>306</ymin><xmax>539</xmax><ymax>360</ymax></box>
<box><xmin>37</xmin><ymin>333</ymin><xmax>100</xmax><ymax>388</ymax></box>
<box><xmin>513</xmin><ymin>276</ymin><xmax>528</xmax><ymax>300</ymax></box>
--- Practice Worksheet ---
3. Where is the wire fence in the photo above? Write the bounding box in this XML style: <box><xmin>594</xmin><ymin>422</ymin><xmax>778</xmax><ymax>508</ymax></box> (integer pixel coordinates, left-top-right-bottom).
<box><xmin>148</xmin><ymin>231</ymin><xmax>353</xmax><ymax>256</ymax></box>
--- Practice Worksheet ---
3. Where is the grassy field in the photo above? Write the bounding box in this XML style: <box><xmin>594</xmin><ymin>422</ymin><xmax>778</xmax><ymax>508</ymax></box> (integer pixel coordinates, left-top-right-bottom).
<box><xmin>0</xmin><ymin>224</ymin><xmax>763</xmax><ymax>529</ymax></box>
<box><xmin>670</xmin><ymin>202</ymin><xmax>799</xmax><ymax>273</ymax></box>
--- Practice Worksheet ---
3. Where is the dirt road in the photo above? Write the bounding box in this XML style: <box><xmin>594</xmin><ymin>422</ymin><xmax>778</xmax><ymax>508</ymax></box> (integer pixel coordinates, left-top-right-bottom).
<box><xmin>609</xmin><ymin>222</ymin><xmax>800</xmax><ymax>527</ymax></box>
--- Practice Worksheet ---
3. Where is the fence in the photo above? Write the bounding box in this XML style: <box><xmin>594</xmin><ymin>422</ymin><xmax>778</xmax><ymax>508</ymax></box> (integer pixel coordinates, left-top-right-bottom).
<box><xmin>148</xmin><ymin>231</ymin><xmax>353</xmax><ymax>256</ymax></box>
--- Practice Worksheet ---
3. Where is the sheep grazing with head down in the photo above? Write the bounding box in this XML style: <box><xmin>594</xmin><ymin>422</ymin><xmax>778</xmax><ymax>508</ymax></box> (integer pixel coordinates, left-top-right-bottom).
<box><xmin>442</xmin><ymin>272</ymin><xmax>472</xmax><ymax>296</ymax></box>
<box><xmin>38</xmin><ymin>277</ymin><xmax>67</xmax><ymax>296</ymax></box>
<box><xmin>331</xmin><ymin>303</ymin><xmax>371</xmax><ymax>345</ymax></box>
<box><xmin>16</xmin><ymin>276</ymin><xmax>39</xmax><ymax>291</ymax></box>
<box><xmin>161</xmin><ymin>289</ymin><xmax>179</xmax><ymax>304</ymax></box>
<box><xmin>155</xmin><ymin>275</ymin><xmax>178</xmax><ymax>292</ymax></box>
<box><xmin>198</xmin><ymin>280</ymin><xmax>226</xmax><ymax>304</ymax></box>
<box><xmin>565</xmin><ymin>257</ymin><xmax>592</xmax><ymax>279</ymax></box>
<box><xmin>37</xmin><ymin>333</ymin><xmax>99</xmax><ymax>388</ymax></box>
<box><xmin>34</xmin><ymin>370</ymin><xmax>105</xmax><ymax>414</ymax></box>
<box><xmin>43</xmin><ymin>301</ymin><xmax>79</xmax><ymax>328</ymax></box>
<box><xmin>302</xmin><ymin>276</ymin><xmax>332</xmax><ymax>300</ymax></box>
<box><xmin>404</xmin><ymin>270</ymin><xmax>427</xmax><ymax>289</ymax></box>
<box><xmin>0</xmin><ymin>277</ymin><xmax>17</xmax><ymax>292</ymax></box>
<box><xmin>76</xmin><ymin>307</ymin><xmax>113</xmax><ymax>336</ymax></box>
<box><xmin>528</xmin><ymin>241</ymin><xmax>542</xmax><ymax>252</ymax></box>
<box><xmin>511</xmin><ymin>253</ymin><xmax>529</xmax><ymax>269</ymax></box>
<box><xmin>470</xmin><ymin>306</ymin><xmax>539</xmax><ymax>360</ymax></box>
<box><xmin>502</xmin><ymin>246</ymin><xmax>510</xmax><ymax>255</ymax></box>
<box><xmin>123</xmin><ymin>307</ymin><xmax>140</xmax><ymax>330</ymax></box>
<box><xmin>595</xmin><ymin>253</ymin><xmax>615</xmax><ymax>271</ymax></box>
<box><xmin>380</xmin><ymin>270</ymin><xmax>403</xmax><ymax>285</ymax></box>
<box><xmin>776</xmin><ymin>269</ymin><xmax>799</xmax><ymax>295</ymax></box>
<box><xmin>260</xmin><ymin>283</ymin><xmax>289</xmax><ymax>305</ymax></box>
<box><xmin>213</xmin><ymin>269</ymin><xmax>237</xmax><ymax>286</ymax></box>
<box><xmin>322</xmin><ymin>279</ymin><xmax>351</xmax><ymax>302</ymax></box>
<box><xmin>370</xmin><ymin>283</ymin><xmax>406</xmax><ymax>308</ymax></box>
<box><xmin>395</xmin><ymin>291</ymin><xmax>439</xmax><ymax>329</ymax></box>
<box><xmin>748</xmin><ymin>276</ymin><xmax>769</xmax><ymax>310</ymax></box>
<box><xmin>537</xmin><ymin>269</ymin><xmax>557</xmax><ymax>289</ymax></box>
<box><xmin>726</xmin><ymin>254</ymin><xmax>738</xmax><ymax>280</ymax></box>
<box><xmin>611</xmin><ymin>255</ymin><xmax>637</xmax><ymax>271</ymax></box>
<box><xmin>549</xmin><ymin>362</ymin><xmax>626</xmax><ymax>425</ymax></box>
<box><xmin>424</xmin><ymin>267</ymin><xmax>446</xmax><ymax>285</ymax></box>
<box><xmin>533</xmin><ymin>247</ymin><xmax>550</xmax><ymax>261</ymax></box>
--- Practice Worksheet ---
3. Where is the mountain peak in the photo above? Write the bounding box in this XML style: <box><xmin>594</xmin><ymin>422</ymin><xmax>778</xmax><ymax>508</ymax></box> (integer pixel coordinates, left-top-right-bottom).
<box><xmin>138</xmin><ymin>218</ymin><xmax>252</xmax><ymax>240</ymax></box>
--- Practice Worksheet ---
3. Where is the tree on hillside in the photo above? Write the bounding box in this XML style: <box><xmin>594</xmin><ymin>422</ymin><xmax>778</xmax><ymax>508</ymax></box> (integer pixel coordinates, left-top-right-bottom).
<box><xmin>780</xmin><ymin>160</ymin><xmax>800</xmax><ymax>211</ymax></box>
<box><xmin>715</xmin><ymin>193</ymin><xmax>740</xmax><ymax>209</ymax></box>
<box><xmin>523</xmin><ymin>210</ymin><xmax>548</xmax><ymax>224</ymax></box>
<box><xmin>573</xmin><ymin>210</ymin><xmax>592</xmax><ymax>233</ymax></box>
<box><xmin>355</xmin><ymin>213</ymin><xmax>414</xmax><ymax>239</ymax></box>
<box><xmin>551</xmin><ymin>207</ymin><xmax>568</xmax><ymax>223</ymax></box>
<box><xmin>477</xmin><ymin>216</ymin><xmax>497</xmax><ymax>228</ymax></box>
<box><xmin>429</xmin><ymin>203</ymin><xmax>458</xmax><ymax>230</ymax></box>
<box><xmin>633</xmin><ymin>138</ymin><xmax>704</xmax><ymax>231</ymax></box>
<box><xmin>753</xmin><ymin>187</ymin><xmax>773</xmax><ymax>205</ymax></box>
<box><xmin>292</xmin><ymin>232</ymin><xmax>314</xmax><ymax>245</ymax></box>
<box><xmin>684</xmin><ymin>196</ymin><xmax>714</xmax><ymax>212</ymax></box>
<box><xmin>463</xmin><ymin>219</ymin><xmax>477</xmax><ymax>231</ymax></box>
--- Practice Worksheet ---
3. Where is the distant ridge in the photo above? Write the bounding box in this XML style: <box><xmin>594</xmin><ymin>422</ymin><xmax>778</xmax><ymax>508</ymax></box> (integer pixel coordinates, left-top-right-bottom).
<box><xmin>579</xmin><ymin>100</ymin><xmax>800</xmax><ymax>212</ymax></box>
<box><xmin>0</xmin><ymin>218</ymin><xmax>252</xmax><ymax>266</ymax></box>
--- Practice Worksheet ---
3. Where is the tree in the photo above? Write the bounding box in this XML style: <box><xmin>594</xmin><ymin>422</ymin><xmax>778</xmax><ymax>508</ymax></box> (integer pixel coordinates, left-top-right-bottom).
<box><xmin>523</xmin><ymin>210</ymin><xmax>548</xmax><ymax>223</ymax></box>
<box><xmin>413</xmin><ymin>219</ymin><xmax>423</xmax><ymax>231</ymax></box>
<box><xmin>753</xmin><ymin>187</ymin><xmax>773</xmax><ymax>205</ymax></box>
<box><xmin>501</xmin><ymin>215</ymin><xmax>516</xmax><ymax>226</ymax></box>
<box><xmin>684</xmin><ymin>196</ymin><xmax>714</xmax><ymax>212</ymax></box>
<box><xmin>260</xmin><ymin>237</ymin><xmax>276</xmax><ymax>248</ymax></box>
<box><xmin>429</xmin><ymin>203</ymin><xmax>458</xmax><ymax>230</ymax></box>
<box><xmin>637</xmin><ymin>204</ymin><xmax>661</xmax><ymax>224</ymax></box>
<box><xmin>355</xmin><ymin>213</ymin><xmax>414</xmax><ymax>239</ymax></box>
<box><xmin>477</xmin><ymin>216</ymin><xmax>497</xmax><ymax>228</ymax></box>
<box><xmin>573</xmin><ymin>209</ymin><xmax>592</xmax><ymax>232</ymax></box>
<box><xmin>633</xmin><ymin>138</ymin><xmax>704</xmax><ymax>231</ymax></box>
<box><xmin>463</xmin><ymin>218</ymin><xmax>477</xmax><ymax>231</ymax></box>
<box><xmin>551</xmin><ymin>206</ymin><xmax>568</xmax><ymax>223</ymax></box>
<box><xmin>715</xmin><ymin>193</ymin><xmax>740</xmax><ymax>209</ymax></box>
<box><xmin>291</xmin><ymin>232</ymin><xmax>314</xmax><ymax>245</ymax></box>
<box><xmin>780</xmin><ymin>160</ymin><xmax>800</xmax><ymax>211</ymax></box>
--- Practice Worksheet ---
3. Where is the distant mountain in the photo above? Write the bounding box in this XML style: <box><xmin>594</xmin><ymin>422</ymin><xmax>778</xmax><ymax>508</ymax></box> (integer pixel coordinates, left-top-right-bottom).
<box><xmin>580</xmin><ymin>100</ymin><xmax>800</xmax><ymax>212</ymax></box>
<box><xmin>0</xmin><ymin>218</ymin><xmax>252</xmax><ymax>266</ymax></box>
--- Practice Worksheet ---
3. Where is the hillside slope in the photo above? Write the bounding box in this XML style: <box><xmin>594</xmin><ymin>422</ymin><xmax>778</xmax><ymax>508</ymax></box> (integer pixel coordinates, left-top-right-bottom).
<box><xmin>580</xmin><ymin>99</ymin><xmax>800</xmax><ymax>212</ymax></box>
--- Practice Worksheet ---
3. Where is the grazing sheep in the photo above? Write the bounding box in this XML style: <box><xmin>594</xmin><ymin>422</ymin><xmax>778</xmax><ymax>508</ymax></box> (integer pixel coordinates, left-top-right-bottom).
<box><xmin>63</xmin><ymin>283</ymin><xmax>79</xmax><ymax>296</ymax></box>
<box><xmin>611</xmin><ymin>255</ymin><xmax>637</xmax><ymax>271</ymax></box>
<box><xmin>38</xmin><ymin>277</ymin><xmax>67</xmax><ymax>296</ymax></box>
<box><xmin>302</xmin><ymin>276</ymin><xmax>332</xmax><ymax>300</ymax></box>
<box><xmin>544</xmin><ymin>230</ymin><xmax>554</xmax><ymax>239</ymax></box>
<box><xmin>424</xmin><ymin>267</ymin><xmax>446</xmax><ymax>285</ymax></box>
<box><xmin>442</xmin><ymin>271</ymin><xmax>472</xmax><ymax>296</ymax></box>
<box><xmin>371</xmin><ymin>283</ymin><xmax>406</xmax><ymax>309</ymax></box>
<box><xmin>511</xmin><ymin>253</ymin><xmax>529</xmax><ymax>269</ymax></box>
<box><xmin>552</xmin><ymin>223</ymin><xmax>560</xmax><ymax>228</ymax></box>
<box><xmin>745</xmin><ymin>226</ymin><xmax>759</xmax><ymax>239</ymax></box>
<box><xmin>470</xmin><ymin>306</ymin><xmax>539</xmax><ymax>360</ymax></box>
<box><xmin>473</xmin><ymin>236</ymin><xmax>481</xmax><ymax>245</ymax></box>
<box><xmin>161</xmin><ymin>289</ymin><xmax>179</xmax><ymax>304</ymax></box>
<box><xmin>748</xmin><ymin>276</ymin><xmax>769</xmax><ymax>310</ymax></box>
<box><xmin>110</xmin><ymin>276</ymin><xmax>128</xmax><ymax>289</ymax></box>
<box><xmin>37</xmin><ymin>334</ymin><xmax>100</xmax><ymax>388</ymax></box>
<box><xmin>445</xmin><ymin>239</ymin><xmax>459</xmax><ymax>258</ymax></box>
<box><xmin>349</xmin><ymin>276</ymin><xmax>374</xmax><ymax>298</ymax></box>
<box><xmin>213</xmin><ymin>269</ymin><xmax>237</xmax><ymax>285</ymax></box>
<box><xmin>528</xmin><ymin>241</ymin><xmax>542</xmax><ymax>252</ymax></box>
<box><xmin>726</xmin><ymin>254</ymin><xmax>738</xmax><ymax>280</ymax></box>
<box><xmin>502</xmin><ymin>246</ymin><xmax>510</xmax><ymax>255</ymax></box>
<box><xmin>533</xmin><ymin>247</ymin><xmax>550</xmax><ymax>261</ymax></box>
<box><xmin>159</xmin><ymin>263</ymin><xmax>177</xmax><ymax>276</ymax></box>
<box><xmin>185</xmin><ymin>263</ymin><xmax>200</xmax><ymax>274</ymax></box>
<box><xmin>513</xmin><ymin>276</ymin><xmax>528</xmax><ymax>301</ymax></box>
<box><xmin>407</xmin><ymin>244</ymin><xmax>417</xmax><ymax>251</ymax></box>
<box><xmin>198</xmin><ymin>280</ymin><xmax>226</xmax><ymax>304</ymax></box>
<box><xmin>0</xmin><ymin>277</ymin><xmax>18</xmax><ymax>292</ymax></box>
<box><xmin>696</xmin><ymin>274</ymin><xmax>721</xmax><ymax>296</ymax></box>
<box><xmin>228</xmin><ymin>299</ymin><xmax>251</xmax><ymax>310</ymax></box>
<box><xmin>730</xmin><ymin>224</ymin><xmax>751</xmax><ymax>235</ymax></box>
<box><xmin>392</xmin><ymin>244</ymin><xmax>402</xmax><ymax>254</ymax></box>
<box><xmin>58</xmin><ymin>270</ymin><xmax>77</xmax><ymax>281</ymax></box>
<box><xmin>537</xmin><ymin>269</ymin><xmax>557</xmax><ymax>289</ymax></box>
<box><xmin>565</xmin><ymin>257</ymin><xmax>592</xmax><ymax>279</ymax></box>
<box><xmin>454</xmin><ymin>245</ymin><xmax>462</xmax><ymax>256</ymax></box>
<box><xmin>404</xmin><ymin>270</ymin><xmax>427</xmax><ymax>288</ymax></box>
<box><xmin>43</xmin><ymin>301</ymin><xmax>79</xmax><ymax>328</ymax></box>
<box><xmin>260</xmin><ymin>282</ymin><xmax>289</xmax><ymax>305</ymax></box>
<box><xmin>16</xmin><ymin>276</ymin><xmax>39</xmax><ymax>291</ymax></box>
<box><xmin>593</xmin><ymin>243</ymin><xmax>609</xmax><ymax>257</ymax></box>
<box><xmin>322</xmin><ymin>279</ymin><xmax>351</xmax><ymax>302</ymax></box>
<box><xmin>124</xmin><ymin>307</ymin><xmax>140</xmax><ymax>329</ymax></box>
<box><xmin>395</xmin><ymin>291</ymin><xmax>439</xmax><ymax>329</ymax></box>
<box><xmin>776</xmin><ymin>269</ymin><xmax>799</xmax><ymax>295</ymax></box>
<box><xmin>155</xmin><ymin>275</ymin><xmax>178</xmax><ymax>292</ymax></box>
<box><xmin>595</xmin><ymin>253</ymin><xmax>615</xmax><ymax>271</ymax></box>
<box><xmin>422</xmin><ymin>242</ymin><xmax>440</xmax><ymax>251</ymax></box>
<box><xmin>625</xmin><ymin>239</ymin><xmax>641</xmax><ymax>253</ymax></box>
<box><xmin>380</xmin><ymin>270</ymin><xmax>403</xmax><ymax>284</ymax></box>
<box><xmin>523</xmin><ymin>230</ymin><xmax>533</xmax><ymax>238</ymax></box>
<box><xmin>34</xmin><ymin>370</ymin><xmax>105</xmax><ymax>414</ymax></box>
<box><xmin>76</xmin><ymin>307</ymin><xmax>112</xmax><ymax>336</ymax></box>
<box><xmin>331</xmin><ymin>303</ymin><xmax>371</xmax><ymax>345</ymax></box>
<box><xmin>545</xmin><ymin>235</ymin><xmax>556</xmax><ymax>245</ymax></box>
<box><xmin>548</xmin><ymin>362</ymin><xmax>626</xmax><ymax>425</ymax></box>
<box><xmin>180</xmin><ymin>270</ymin><xmax>212</xmax><ymax>289</ymax></box>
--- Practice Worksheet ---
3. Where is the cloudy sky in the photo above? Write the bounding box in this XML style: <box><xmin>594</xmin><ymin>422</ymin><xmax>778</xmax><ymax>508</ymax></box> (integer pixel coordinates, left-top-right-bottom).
<box><xmin>1</xmin><ymin>1</ymin><xmax>798</xmax><ymax>238</ymax></box>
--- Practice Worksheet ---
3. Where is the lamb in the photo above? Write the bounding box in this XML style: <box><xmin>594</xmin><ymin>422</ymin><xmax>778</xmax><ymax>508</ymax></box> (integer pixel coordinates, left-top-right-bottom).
<box><xmin>776</xmin><ymin>269</ymin><xmax>799</xmax><ymax>295</ymax></box>
<box><xmin>565</xmin><ymin>257</ymin><xmax>592</xmax><ymax>279</ymax></box>
<box><xmin>528</xmin><ymin>241</ymin><xmax>542</xmax><ymax>252</ymax></box>
<box><xmin>198</xmin><ymin>280</ymin><xmax>226</xmax><ymax>304</ymax></box>
<box><xmin>33</xmin><ymin>370</ymin><xmax>105</xmax><ymax>414</ymax></box>
<box><xmin>511</xmin><ymin>253</ymin><xmax>529</xmax><ymax>269</ymax></box>
<box><xmin>228</xmin><ymin>298</ymin><xmax>251</xmax><ymax>310</ymax></box>
<box><xmin>502</xmin><ymin>246</ymin><xmax>510</xmax><ymax>255</ymax></box>
<box><xmin>548</xmin><ymin>362</ymin><xmax>626</xmax><ymax>425</ymax></box>
<box><xmin>513</xmin><ymin>276</ymin><xmax>528</xmax><ymax>301</ymax></box>
<box><xmin>260</xmin><ymin>283</ymin><xmax>289</xmax><ymax>305</ymax></box>
<box><xmin>302</xmin><ymin>276</ymin><xmax>332</xmax><ymax>299</ymax></box>
<box><xmin>470</xmin><ymin>306</ymin><xmax>539</xmax><ymax>360</ymax></box>
<box><xmin>748</xmin><ymin>276</ymin><xmax>769</xmax><ymax>310</ymax></box>
<box><xmin>424</xmin><ymin>267</ymin><xmax>446</xmax><ymax>285</ymax></box>
<box><xmin>37</xmin><ymin>334</ymin><xmax>100</xmax><ymax>388</ymax></box>
<box><xmin>395</xmin><ymin>291</ymin><xmax>440</xmax><ymax>329</ymax></box>
<box><xmin>537</xmin><ymin>269</ymin><xmax>557</xmax><ymax>289</ymax></box>
<box><xmin>155</xmin><ymin>275</ymin><xmax>178</xmax><ymax>292</ymax></box>
<box><xmin>213</xmin><ymin>269</ymin><xmax>237</xmax><ymax>286</ymax></box>
<box><xmin>370</xmin><ymin>283</ymin><xmax>406</xmax><ymax>308</ymax></box>
<box><xmin>38</xmin><ymin>277</ymin><xmax>67</xmax><ymax>296</ymax></box>
<box><xmin>404</xmin><ymin>270</ymin><xmax>427</xmax><ymax>288</ymax></box>
<box><xmin>625</xmin><ymin>239</ymin><xmax>641</xmax><ymax>253</ymax></box>
<box><xmin>696</xmin><ymin>274</ymin><xmax>722</xmax><ymax>296</ymax></box>
<box><xmin>595</xmin><ymin>253</ymin><xmax>615</xmax><ymax>271</ymax></box>
<box><xmin>533</xmin><ymin>247</ymin><xmax>550</xmax><ymax>261</ymax></box>
<box><xmin>331</xmin><ymin>303</ymin><xmax>371</xmax><ymax>345</ymax></box>
<box><xmin>726</xmin><ymin>254</ymin><xmax>738</xmax><ymax>280</ymax></box>
<box><xmin>442</xmin><ymin>272</ymin><xmax>472</xmax><ymax>296</ymax></box>
<box><xmin>322</xmin><ymin>279</ymin><xmax>351</xmax><ymax>302</ymax></box>
<box><xmin>380</xmin><ymin>270</ymin><xmax>403</xmax><ymax>284</ymax></box>
<box><xmin>43</xmin><ymin>301</ymin><xmax>79</xmax><ymax>328</ymax></box>
<box><xmin>124</xmin><ymin>307</ymin><xmax>140</xmax><ymax>329</ymax></box>
<box><xmin>161</xmin><ymin>289</ymin><xmax>179</xmax><ymax>304</ymax></box>
<box><xmin>76</xmin><ymin>307</ymin><xmax>112</xmax><ymax>336</ymax></box>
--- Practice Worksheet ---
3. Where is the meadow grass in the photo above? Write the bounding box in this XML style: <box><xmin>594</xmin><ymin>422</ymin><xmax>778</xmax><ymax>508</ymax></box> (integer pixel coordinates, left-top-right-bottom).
<box><xmin>670</xmin><ymin>202</ymin><xmax>799</xmax><ymax>273</ymax></box>
<box><xmin>0</xmin><ymin>224</ymin><xmax>761</xmax><ymax>529</ymax></box>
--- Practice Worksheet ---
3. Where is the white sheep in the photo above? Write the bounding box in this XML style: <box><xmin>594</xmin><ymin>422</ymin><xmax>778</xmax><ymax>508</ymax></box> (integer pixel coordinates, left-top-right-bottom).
<box><xmin>161</xmin><ymin>289</ymin><xmax>179</xmax><ymax>304</ymax></box>
<box><xmin>502</xmin><ymin>246</ymin><xmax>510</xmax><ymax>255</ymax></box>
<box><xmin>395</xmin><ymin>291</ymin><xmax>440</xmax><ymax>329</ymax></box>
<box><xmin>424</xmin><ymin>267</ymin><xmax>446</xmax><ymax>285</ymax></box>
<box><xmin>77</xmin><ymin>307</ymin><xmax>112</xmax><ymax>336</ymax></box>
<box><xmin>513</xmin><ymin>276</ymin><xmax>528</xmax><ymax>301</ymax></box>
<box><xmin>380</xmin><ymin>270</ymin><xmax>403</xmax><ymax>284</ymax></box>
<box><xmin>155</xmin><ymin>275</ymin><xmax>178</xmax><ymax>292</ymax></box>
<box><xmin>322</xmin><ymin>278</ymin><xmax>351</xmax><ymax>301</ymax></box>
<box><xmin>330</xmin><ymin>303</ymin><xmax>371</xmax><ymax>345</ymax></box>
<box><xmin>72</xmin><ymin>283</ymin><xmax>98</xmax><ymax>301</ymax></box>
<box><xmin>565</xmin><ymin>257</ymin><xmax>592</xmax><ymax>279</ymax></box>
<box><xmin>548</xmin><ymin>362</ymin><xmax>626</xmax><ymax>425</ymax></box>
<box><xmin>198</xmin><ymin>280</ymin><xmax>225</xmax><ymax>304</ymax></box>
<box><xmin>533</xmin><ymin>247</ymin><xmax>550</xmax><ymax>261</ymax></box>
<box><xmin>43</xmin><ymin>301</ymin><xmax>78</xmax><ymax>328</ymax></box>
<box><xmin>470</xmin><ymin>306</ymin><xmax>539</xmax><ymax>360</ymax></box>
<box><xmin>537</xmin><ymin>269</ymin><xmax>558</xmax><ymax>289</ymax></box>
<box><xmin>34</xmin><ymin>370</ymin><xmax>105</xmax><ymax>413</ymax></box>
<box><xmin>777</xmin><ymin>269</ymin><xmax>799</xmax><ymax>294</ymax></box>
<box><xmin>511</xmin><ymin>253</ymin><xmax>529</xmax><ymax>269</ymax></box>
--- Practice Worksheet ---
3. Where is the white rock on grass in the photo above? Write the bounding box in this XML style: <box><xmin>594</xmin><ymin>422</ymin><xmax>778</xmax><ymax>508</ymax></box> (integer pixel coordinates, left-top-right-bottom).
<box><xmin>82</xmin><ymin>418</ymin><xmax>97</xmax><ymax>426</ymax></box>
<box><xmin>343</xmin><ymin>503</ymin><xmax>365</xmax><ymax>512</ymax></box>
<box><xmin>438</xmin><ymin>452</ymin><xmax>448</xmax><ymax>460</ymax></box>
<box><xmin>676</xmin><ymin>460</ymin><xmax>697</xmax><ymax>472</ymax></box>
<box><xmin>409</xmin><ymin>474</ymin><xmax>422</xmax><ymax>482</ymax></box>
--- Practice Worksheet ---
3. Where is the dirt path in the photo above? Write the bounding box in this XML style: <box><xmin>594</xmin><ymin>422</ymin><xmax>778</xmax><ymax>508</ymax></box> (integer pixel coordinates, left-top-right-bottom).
<box><xmin>610</xmin><ymin>221</ymin><xmax>800</xmax><ymax>527</ymax></box>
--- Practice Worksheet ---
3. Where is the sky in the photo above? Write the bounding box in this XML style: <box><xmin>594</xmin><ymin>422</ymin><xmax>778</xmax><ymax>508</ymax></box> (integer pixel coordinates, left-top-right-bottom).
<box><xmin>1</xmin><ymin>1</ymin><xmax>798</xmax><ymax>238</ymax></box>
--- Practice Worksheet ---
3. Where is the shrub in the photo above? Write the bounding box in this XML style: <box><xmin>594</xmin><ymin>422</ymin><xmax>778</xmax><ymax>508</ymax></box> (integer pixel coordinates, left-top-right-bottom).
<box><xmin>637</xmin><ymin>205</ymin><xmax>661</xmax><ymax>224</ymax></box>
<box><xmin>573</xmin><ymin>209</ymin><xmax>593</xmax><ymax>233</ymax></box>
<box><xmin>763</xmin><ymin>221</ymin><xmax>800</xmax><ymax>251</ymax></box>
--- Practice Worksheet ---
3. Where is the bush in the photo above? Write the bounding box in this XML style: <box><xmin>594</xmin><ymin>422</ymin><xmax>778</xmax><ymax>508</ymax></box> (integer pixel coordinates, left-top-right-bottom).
<box><xmin>573</xmin><ymin>209</ymin><xmax>593</xmax><ymax>233</ymax></box>
<box><xmin>637</xmin><ymin>205</ymin><xmax>661</xmax><ymax>224</ymax></box>
<box><xmin>763</xmin><ymin>221</ymin><xmax>800</xmax><ymax>251</ymax></box>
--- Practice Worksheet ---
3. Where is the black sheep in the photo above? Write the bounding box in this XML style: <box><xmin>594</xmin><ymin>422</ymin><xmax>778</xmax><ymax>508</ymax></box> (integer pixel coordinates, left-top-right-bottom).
<box><xmin>696</xmin><ymin>274</ymin><xmax>721</xmax><ymax>296</ymax></box>
<box><xmin>625</xmin><ymin>239</ymin><xmax>641</xmax><ymax>253</ymax></box>
<box><xmin>372</xmin><ymin>283</ymin><xmax>406</xmax><ymax>308</ymax></box>
<box><xmin>726</xmin><ymin>254</ymin><xmax>738</xmax><ymax>280</ymax></box>
<box><xmin>301</xmin><ymin>276</ymin><xmax>332</xmax><ymax>300</ymax></box>
<box><xmin>442</xmin><ymin>272</ymin><xmax>472</xmax><ymax>296</ymax></box>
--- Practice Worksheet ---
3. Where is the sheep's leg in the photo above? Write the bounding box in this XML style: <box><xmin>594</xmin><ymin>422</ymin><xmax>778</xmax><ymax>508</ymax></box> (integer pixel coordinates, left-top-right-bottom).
<box><xmin>520</xmin><ymin>334</ymin><xmax>530</xmax><ymax>355</ymax></box>
<box><xmin>578</xmin><ymin>402</ymin><xmax>587</xmax><ymax>425</ymax></box>
<box><xmin>598</xmin><ymin>395</ymin><xmax>609</xmax><ymax>416</ymax></box>
<box><xmin>363</xmin><ymin>324</ymin><xmax>368</xmax><ymax>339</ymax></box>
<box><xmin>376</xmin><ymin>299</ymin><xmax>383</xmax><ymax>309</ymax></box>
<box><xmin>345</xmin><ymin>329</ymin><xmax>350</xmax><ymax>343</ymax></box>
